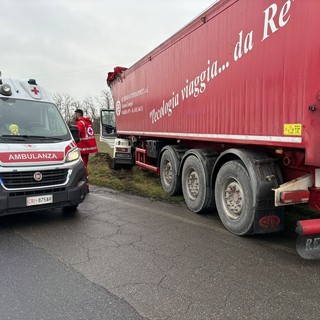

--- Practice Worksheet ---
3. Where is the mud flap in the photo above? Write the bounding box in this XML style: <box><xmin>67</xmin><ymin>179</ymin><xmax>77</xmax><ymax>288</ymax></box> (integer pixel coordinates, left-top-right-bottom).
<box><xmin>253</xmin><ymin>208</ymin><xmax>284</xmax><ymax>234</ymax></box>
<box><xmin>296</xmin><ymin>219</ymin><xmax>320</xmax><ymax>259</ymax></box>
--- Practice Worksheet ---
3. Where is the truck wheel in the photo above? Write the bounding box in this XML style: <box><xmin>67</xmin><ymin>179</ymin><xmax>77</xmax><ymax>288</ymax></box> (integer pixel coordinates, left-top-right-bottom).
<box><xmin>181</xmin><ymin>155</ymin><xmax>212</xmax><ymax>213</ymax></box>
<box><xmin>215</xmin><ymin>160</ymin><xmax>254</xmax><ymax>235</ymax></box>
<box><xmin>110</xmin><ymin>159</ymin><xmax>120</xmax><ymax>170</ymax></box>
<box><xmin>160</xmin><ymin>149</ymin><xmax>181</xmax><ymax>196</ymax></box>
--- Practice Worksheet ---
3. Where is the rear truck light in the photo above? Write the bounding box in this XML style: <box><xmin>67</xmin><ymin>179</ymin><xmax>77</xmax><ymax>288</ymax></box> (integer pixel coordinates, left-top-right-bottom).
<box><xmin>115</xmin><ymin>147</ymin><xmax>128</xmax><ymax>152</ymax></box>
<box><xmin>273</xmin><ymin>174</ymin><xmax>313</xmax><ymax>207</ymax></box>
<box><xmin>280</xmin><ymin>190</ymin><xmax>310</xmax><ymax>204</ymax></box>
<box><xmin>296</xmin><ymin>219</ymin><xmax>320</xmax><ymax>260</ymax></box>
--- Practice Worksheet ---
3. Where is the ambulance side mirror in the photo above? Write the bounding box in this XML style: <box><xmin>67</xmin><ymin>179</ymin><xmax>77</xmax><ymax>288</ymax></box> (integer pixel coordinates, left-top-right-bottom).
<box><xmin>69</xmin><ymin>125</ymin><xmax>80</xmax><ymax>143</ymax></box>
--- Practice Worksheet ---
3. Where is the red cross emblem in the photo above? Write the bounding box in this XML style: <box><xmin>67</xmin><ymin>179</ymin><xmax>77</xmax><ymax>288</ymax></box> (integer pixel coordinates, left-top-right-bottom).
<box><xmin>31</xmin><ymin>87</ymin><xmax>40</xmax><ymax>95</ymax></box>
<box><xmin>87</xmin><ymin>127</ymin><xmax>94</xmax><ymax>136</ymax></box>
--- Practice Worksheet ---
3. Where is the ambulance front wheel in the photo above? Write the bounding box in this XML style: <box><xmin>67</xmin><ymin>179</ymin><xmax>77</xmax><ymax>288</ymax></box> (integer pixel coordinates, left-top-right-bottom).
<box><xmin>63</xmin><ymin>205</ymin><xmax>78</xmax><ymax>215</ymax></box>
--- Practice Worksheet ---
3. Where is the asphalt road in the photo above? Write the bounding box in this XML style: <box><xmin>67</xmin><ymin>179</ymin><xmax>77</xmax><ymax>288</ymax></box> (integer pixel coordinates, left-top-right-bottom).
<box><xmin>1</xmin><ymin>186</ymin><xmax>320</xmax><ymax>320</ymax></box>
<box><xmin>0</xmin><ymin>225</ymin><xmax>144</xmax><ymax>320</ymax></box>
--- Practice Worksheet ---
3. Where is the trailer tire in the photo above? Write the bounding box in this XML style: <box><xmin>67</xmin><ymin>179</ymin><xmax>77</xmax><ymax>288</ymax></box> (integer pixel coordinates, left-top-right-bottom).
<box><xmin>215</xmin><ymin>160</ymin><xmax>254</xmax><ymax>235</ymax></box>
<box><xmin>181</xmin><ymin>155</ymin><xmax>212</xmax><ymax>213</ymax></box>
<box><xmin>160</xmin><ymin>149</ymin><xmax>181</xmax><ymax>196</ymax></box>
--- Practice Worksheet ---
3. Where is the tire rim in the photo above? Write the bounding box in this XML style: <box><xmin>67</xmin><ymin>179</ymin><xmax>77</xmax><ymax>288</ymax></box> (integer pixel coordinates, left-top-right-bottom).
<box><xmin>222</xmin><ymin>179</ymin><xmax>244</xmax><ymax>219</ymax></box>
<box><xmin>186</xmin><ymin>169</ymin><xmax>199</xmax><ymax>200</ymax></box>
<box><xmin>163</xmin><ymin>160</ymin><xmax>173</xmax><ymax>186</ymax></box>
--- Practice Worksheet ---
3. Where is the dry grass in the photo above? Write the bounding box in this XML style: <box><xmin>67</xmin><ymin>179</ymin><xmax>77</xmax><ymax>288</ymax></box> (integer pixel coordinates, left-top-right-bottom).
<box><xmin>89</xmin><ymin>135</ymin><xmax>184</xmax><ymax>202</ymax></box>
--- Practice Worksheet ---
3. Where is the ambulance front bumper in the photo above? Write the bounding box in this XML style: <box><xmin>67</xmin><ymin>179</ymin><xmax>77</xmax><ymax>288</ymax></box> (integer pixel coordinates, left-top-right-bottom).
<box><xmin>0</xmin><ymin>160</ymin><xmax>87</xmax><ymax>216</ymax></box>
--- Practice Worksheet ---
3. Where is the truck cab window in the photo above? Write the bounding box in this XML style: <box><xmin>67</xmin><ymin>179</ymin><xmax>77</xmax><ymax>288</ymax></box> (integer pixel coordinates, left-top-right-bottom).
<box><xmin>101</xmin><ymin>109</ymin><xmax>116</xmax><ymax>135</ymax></box>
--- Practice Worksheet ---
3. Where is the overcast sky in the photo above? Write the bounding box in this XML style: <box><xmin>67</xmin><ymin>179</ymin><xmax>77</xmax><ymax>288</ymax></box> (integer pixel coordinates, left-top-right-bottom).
<box><xmin>2</xmin><ymin>0</ymin><xmax>215</xmax><ymax>101</ymax></box>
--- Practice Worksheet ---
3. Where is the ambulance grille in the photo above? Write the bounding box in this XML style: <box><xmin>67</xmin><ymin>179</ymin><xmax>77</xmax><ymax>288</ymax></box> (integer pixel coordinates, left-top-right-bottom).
<box><xmin>0</xmin><ymin>169</ymin><xmax>68</xmax><ymax>189</ymax></box>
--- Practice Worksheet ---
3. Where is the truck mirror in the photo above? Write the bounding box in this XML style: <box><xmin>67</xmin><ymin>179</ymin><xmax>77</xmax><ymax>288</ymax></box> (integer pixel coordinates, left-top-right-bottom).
<box><xmin>69</xmin><ymin>125</ymin><xmax>80</xmax><ymax>143</ymax></box>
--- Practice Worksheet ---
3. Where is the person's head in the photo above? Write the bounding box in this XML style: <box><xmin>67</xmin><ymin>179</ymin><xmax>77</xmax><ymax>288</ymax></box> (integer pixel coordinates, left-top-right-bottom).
<box><xmin>73</xmin><ymin>109</ymin><xmax>83</xmax><ymax>122</ymax></box>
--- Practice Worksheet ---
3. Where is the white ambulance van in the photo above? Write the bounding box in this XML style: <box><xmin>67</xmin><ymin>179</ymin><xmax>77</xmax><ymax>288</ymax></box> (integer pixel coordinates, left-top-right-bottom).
<box><xmin>0</xmin><ymin>73</ymin><xmax>87</xmax><ymax>215</ymax></box>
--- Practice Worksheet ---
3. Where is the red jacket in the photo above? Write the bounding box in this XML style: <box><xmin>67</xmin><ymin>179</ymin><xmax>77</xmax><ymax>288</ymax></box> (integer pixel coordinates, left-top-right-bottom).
<box><xmin>76</xmin><ymin>117</ymin><xmax>98</xmax><ymax>154</ymax></box>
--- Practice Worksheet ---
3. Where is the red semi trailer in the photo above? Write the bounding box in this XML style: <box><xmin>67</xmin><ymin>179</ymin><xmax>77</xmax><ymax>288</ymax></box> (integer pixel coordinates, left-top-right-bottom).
<box><xmin>101</xmin><ymin>0</ymin><xmax>320</xmax><ymax>258</ymax></box>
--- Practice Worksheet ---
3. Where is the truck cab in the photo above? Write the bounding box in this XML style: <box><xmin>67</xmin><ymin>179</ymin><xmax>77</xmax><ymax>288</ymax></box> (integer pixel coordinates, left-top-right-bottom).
<box><xmin>100</xmin><ymin>108</ymin><xmax>134</xmax><ymax>169</ymax></box>
<box><xmin>0</xmin><ymin>75</ymin><xmax>87</xmax><ymax>215</ymax></box>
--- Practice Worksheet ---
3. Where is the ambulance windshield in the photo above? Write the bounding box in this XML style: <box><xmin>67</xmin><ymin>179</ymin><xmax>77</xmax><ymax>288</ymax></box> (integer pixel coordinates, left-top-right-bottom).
<box><xmin>0</xmin><ymin>99</ymin><xmax>70</xmax><ymax>141</ymax></box>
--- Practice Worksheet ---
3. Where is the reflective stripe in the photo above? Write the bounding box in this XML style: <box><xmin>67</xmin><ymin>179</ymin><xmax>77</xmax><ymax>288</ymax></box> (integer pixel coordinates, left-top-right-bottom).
<box><xmin>117</xmin><ymin>130</ymin><xmax>302</xmax><ymax>144</ymax></box>
<box><xmin>79</xmin><ymin>146</ymin><xmax>98</xmax><ymax>151</ymax></box>
<box><xmin>79</xmin><ymin>136</ymin><xmax>95</xmax><ymax>141</ymax></box>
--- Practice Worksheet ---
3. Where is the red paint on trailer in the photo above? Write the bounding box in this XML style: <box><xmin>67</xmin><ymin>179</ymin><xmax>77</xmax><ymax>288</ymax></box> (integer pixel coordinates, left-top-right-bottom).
<box><xmin>111</xmin><ymin>0</ymin><xmax>320</xmax><ymax>166</ymax></box>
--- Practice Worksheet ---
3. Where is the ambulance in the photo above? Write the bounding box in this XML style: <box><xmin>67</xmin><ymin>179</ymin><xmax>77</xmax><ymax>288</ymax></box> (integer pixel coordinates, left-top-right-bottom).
<box><xmin>0</xmin><ymin>73</ymin><xmax>87</xmax><ymax>215</ymax></box>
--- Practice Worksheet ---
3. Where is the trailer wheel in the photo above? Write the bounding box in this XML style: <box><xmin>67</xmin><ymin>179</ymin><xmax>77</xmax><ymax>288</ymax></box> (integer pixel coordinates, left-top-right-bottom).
<box><xmin>160</xmin><ymin>149</ymin><xmax>181</xmax><ymax>196</ymax></box>
<box><xmin>215</xmin><ymin>160</ymin><xmax>254</xmax><ymax>235</ymax></box>
<box><xmin>181</xmin><ymin>155</ymin><xmax>211</xmax><ymax>213</ymax></box>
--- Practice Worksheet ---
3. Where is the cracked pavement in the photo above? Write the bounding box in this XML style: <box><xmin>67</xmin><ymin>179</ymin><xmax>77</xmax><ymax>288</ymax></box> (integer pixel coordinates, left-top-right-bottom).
<box><xmin>3</xmin><ymin>186</ymin><xmax>320</xmax><ymax>319</ymax></box>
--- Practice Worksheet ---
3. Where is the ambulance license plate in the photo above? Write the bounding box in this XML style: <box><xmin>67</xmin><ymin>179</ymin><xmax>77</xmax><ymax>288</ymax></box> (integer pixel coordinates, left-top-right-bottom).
<box><xmin>26</xmin><ymin>195</ymin><xmax>53</xmax><ymax>206</ymax></box>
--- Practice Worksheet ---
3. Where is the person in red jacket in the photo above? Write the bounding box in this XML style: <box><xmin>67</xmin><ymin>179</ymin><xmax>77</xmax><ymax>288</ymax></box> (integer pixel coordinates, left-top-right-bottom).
<box><xmin>73</xmin><ymin>109</ymin><xmax>98</xmax><ymax>191</ymax></box>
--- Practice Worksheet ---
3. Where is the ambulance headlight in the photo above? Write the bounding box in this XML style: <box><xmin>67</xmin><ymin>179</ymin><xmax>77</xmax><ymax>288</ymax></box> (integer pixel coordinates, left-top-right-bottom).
<box><xmin>66</xmin><ymin>148</ymin><xmax>80</xmax><ymax>162</ymax></box>
<box><xmin>0</xmin><ymin>83</ymin><xmax>12</xmax><ymax>96</ymax></box>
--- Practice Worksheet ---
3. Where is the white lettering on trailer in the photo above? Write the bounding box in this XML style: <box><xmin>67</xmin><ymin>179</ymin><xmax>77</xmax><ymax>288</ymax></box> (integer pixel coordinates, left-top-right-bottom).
<box><xmin>149</xmin><ymin>59</ymin><xmax>228</xmax><ymax>124</ymax></box>
<box><xmin>122</xmin><ymin>0</ymin><xmax>295</xmax><ymax>126</ymax></box>
<box><xmin>234</xmin><ymin>30</ymin><xmax>254</xmax><ymax>61</ymax></box>
<box><xmin>262</xmin><ymin>0</ymin><xmax>293</xmax><ymax>41</ymax></box>
<box><xmin>305</xmin><ymin>237</ymin><xmax>320</xmax><ymax>251</ymax></box>
<box><xmin>149</xmin><ymin>92</ymin><xmax>179</xmax><ymax>124</ymax></box>
<box><xmin>121</xmin><ymin>88</ymin><xmax>148</xmax><ymax>103</ymax></box>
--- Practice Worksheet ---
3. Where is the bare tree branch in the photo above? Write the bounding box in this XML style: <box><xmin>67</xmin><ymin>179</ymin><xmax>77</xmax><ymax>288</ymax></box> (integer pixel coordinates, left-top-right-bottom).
<box><xmin>53</xmin><ymin>88</ymin><xmax>115</xmax><ymax>133</ymax></box>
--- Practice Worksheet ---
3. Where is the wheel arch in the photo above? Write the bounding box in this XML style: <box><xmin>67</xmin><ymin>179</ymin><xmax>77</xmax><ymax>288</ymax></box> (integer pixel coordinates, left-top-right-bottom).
<box><xmin>212</xmin><ymin>148</ymin><xmax>283</xmax><ymax>210</ymax></box>
<box><xmin>158</xmin><ymin>145</ymin><xmax>188</xmax><ymax>174</ymax></box>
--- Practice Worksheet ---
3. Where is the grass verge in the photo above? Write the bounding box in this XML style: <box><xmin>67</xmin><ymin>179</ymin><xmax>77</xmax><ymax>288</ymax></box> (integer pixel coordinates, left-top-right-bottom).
<box><xmin>88</xmin><ymin>152</ymin><xmax>184</xmax><ymax>204</ymax></box>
